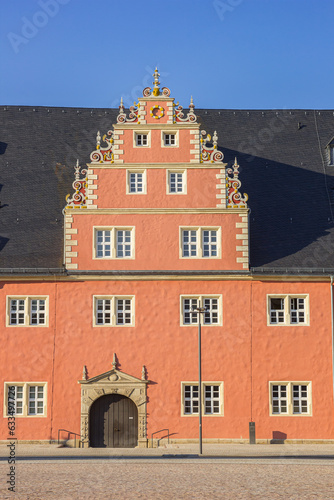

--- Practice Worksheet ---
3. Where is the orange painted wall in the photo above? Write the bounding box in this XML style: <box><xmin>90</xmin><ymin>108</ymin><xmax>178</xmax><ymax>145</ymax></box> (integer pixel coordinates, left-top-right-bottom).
<box><xmin>70</xmin><ymin>212</ymin><xmax>244</xmax><ymax>271</ymax></box>
<box><xmin>141</xmin><ymin>100</ymin><xmax>171</xmax><ymax>125</ymax></box>
<box><xmin>94</xmin><ymin>168</ymin><xmax>219</xmax><ymax>209</ymax></box>
<box><xmin>1</xmin><ymin>279</ymin><xmax>334</xmax><ymax>442</ymax></box>
<box><xmin>120</xmin><ymin>128</ymin><xmax>194</xmax><ymax>163</ymax></box>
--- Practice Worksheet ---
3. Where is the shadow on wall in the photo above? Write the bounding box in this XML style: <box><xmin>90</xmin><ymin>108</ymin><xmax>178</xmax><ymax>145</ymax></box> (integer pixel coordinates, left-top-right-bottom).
<box><xmin>223</xmin><ymin>148</ymin><xmax>334</xmax><ymax>268</ymax></box>
<box><xmin>270</xmin><ymin>431</ymin><xmax>287</xmax><ymax>444</ymax></box>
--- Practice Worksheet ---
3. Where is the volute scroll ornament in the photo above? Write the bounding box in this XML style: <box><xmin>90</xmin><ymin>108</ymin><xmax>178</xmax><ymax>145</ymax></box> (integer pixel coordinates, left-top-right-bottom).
<box><xmin>226</xmin><ymin>158</ymin><xmax>248</xmax><ymax>208</ymax></box>
<box><xmin>90</xmin><ymin>130</ymin><xmax>114</xmax><ymax>163</ymax></box>
<box><xmin>200</xmin><ymin>130</ymin><xmax>224</xmax><ymax>163</ymax></box>
<box><xmin>65</xmin><ymin>160</ymin><xmax>88</xmax><ymax>208</ymax></box>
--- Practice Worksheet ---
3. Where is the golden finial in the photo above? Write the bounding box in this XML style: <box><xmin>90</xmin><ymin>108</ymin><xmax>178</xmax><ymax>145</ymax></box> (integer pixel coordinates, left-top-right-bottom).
<box><xmin>153</xmin><ymin>67</ymin><xmax>160</xmax><ymax>96</ymax></box>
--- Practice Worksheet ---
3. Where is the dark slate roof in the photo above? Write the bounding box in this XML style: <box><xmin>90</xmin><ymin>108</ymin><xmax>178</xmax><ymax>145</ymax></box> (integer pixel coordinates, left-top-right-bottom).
<box><xmin>1</xmin><ymin>105</ymin><xmax>334</xmax><ymax>272</ymax></box>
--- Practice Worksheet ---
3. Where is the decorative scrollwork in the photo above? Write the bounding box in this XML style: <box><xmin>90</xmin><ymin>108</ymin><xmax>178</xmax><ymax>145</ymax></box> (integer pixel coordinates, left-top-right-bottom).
<box><xmin>174</xmin><ymin>96</ymin><xmax>197</xmax><ymax>123</ymax></box>
<box><xmin>200</xmin><ymin>130</ymin><xmax>223</xmax><ymax>163</ymax></box>
<box><xmin>226</xmin><ymin>158</ymin><xmax>248</xmax><ymax>208</ymax></box>
<box><xmin>116</xmin><ymin>97</ymin><xmax>139</xmax><ymax>124</ymax></box>
<box><xmin>117</xmin><ymin>114</ymin><xmax>126</xmax><ymax>123</ymax></box>
<box><xmin>142</xmin><ymin>69</ymin><xmax>171</xmax><ymax>98</ymax></box>
<box><xmin>161</xmin><ymin>87</ymin><xmax>171</xmax><ymax>97</ymax></box>
<box><xmin>65</xmin><ymin>160</ymin><xmax>88</xmax><ymax>208</ymax></box>
<box><xmin>143</xmin><ymin>87</ymin><xmax>151</xmax><ymax>97</ymax></box>
<box><xmin>90</xmin><ymin>129</ymin><xmax>114</xmax><ymax>163</ymax></box>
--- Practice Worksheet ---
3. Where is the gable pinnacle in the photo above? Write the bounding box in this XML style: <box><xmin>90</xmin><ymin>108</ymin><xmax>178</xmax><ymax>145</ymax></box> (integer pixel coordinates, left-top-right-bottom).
<box><xmin>112</xmin><ymin>353</ymin><xmax>117</xmax><ymax>370</ymax></box>
<box><xmin>153</xmin><ymin>67</ymin><xmax>160</xmax><ymax>96</ymax></box>
<box><xmin>119</xmin><ymin>97</ymin><xmax>124</xmax><ymax>114</ymax></box>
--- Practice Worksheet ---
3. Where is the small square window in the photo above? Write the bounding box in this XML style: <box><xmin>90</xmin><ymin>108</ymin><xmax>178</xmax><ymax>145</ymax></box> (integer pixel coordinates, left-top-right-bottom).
<box><xmin>162</xmin><ymin>132</ymin><xmax>178</xmax><ymax>148</ymax></box>
<box><xmin>180</xmin><ymin>227</ymin><xmax>221</xmax><ymax>258</ymax></box>
<box><xmin>268</xmin><ymin>295</ymin><xmax>308</xmax><ymax>325</ymax></box>
<box><xmin>134</xmin><ymin>132</ymin><xmax>150</xmax><ymax>148</ymax></box>
<box><xmin>269</xmin><ymin>382</ymin><xmax>311</xmax><ymax>416</ymax></box>
<box><xmin>181</xmin><ymin>295</ymin><xmax>222</xmax><ymax>326</ymax></box>
<box><xmin>168</xmin><ymin>170</ymin><xmax>186</xmax><ymax>194</ymax></box>
<box><xmin>7</xmin><ymin>297</ymin><xmax>49</xmax><ymax>327</ymax></box>
<box><xmin>94</xmin><ymin>296</ymin><xmax>135</xmax><ymax>327</ymax></box>
<box><xmin>127</xmin><ymin>170</ymin><xmax>146</xmax><ymax>194</ymax></box>
<box><xmin>94</xmin><ymin>227</ymin><xmax>135</xmax><ymax>259</ymax></box>
<box><xmin>182</xmin><ymin>382</ymin><xmax>223</xmax><ymax>416</ymax></box>
<box><xmin>5</xmin><ymin>383</ymin><xmax>47</xmax><ymax>417</ymax></box>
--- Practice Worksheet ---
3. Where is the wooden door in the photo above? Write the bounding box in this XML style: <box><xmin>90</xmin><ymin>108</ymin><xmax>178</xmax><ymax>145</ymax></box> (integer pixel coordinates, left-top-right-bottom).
<box><xmin>89</xmin><ymin>394</ymin><xmax>138</xmax><ymax>448</ymax></box>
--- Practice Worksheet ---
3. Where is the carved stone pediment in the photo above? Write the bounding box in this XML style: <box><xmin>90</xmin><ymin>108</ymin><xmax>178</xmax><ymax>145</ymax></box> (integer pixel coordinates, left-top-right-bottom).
<box><xmin>79</xmin><ymin>368</ymin><xmax>147</xmax><ymax>386</ymax></box>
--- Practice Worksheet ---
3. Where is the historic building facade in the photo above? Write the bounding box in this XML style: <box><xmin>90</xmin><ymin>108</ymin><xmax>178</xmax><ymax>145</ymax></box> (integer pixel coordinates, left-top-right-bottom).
<box><xmin>1</xmin><ymin>70</ymin><xmax>334</xmax><ymax>446</ymax></box>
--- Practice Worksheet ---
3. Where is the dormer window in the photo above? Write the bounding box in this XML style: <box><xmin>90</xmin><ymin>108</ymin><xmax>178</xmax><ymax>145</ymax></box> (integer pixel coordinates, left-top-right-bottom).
<box><xmin>330</xmin><ymin>146</ymin><xmax>334</xmax><ymax>165</ymax></box>
<box><xmin>326</xmin><ymin>138</ymin><xmax>334</xmax><ymax>165</ymax></box>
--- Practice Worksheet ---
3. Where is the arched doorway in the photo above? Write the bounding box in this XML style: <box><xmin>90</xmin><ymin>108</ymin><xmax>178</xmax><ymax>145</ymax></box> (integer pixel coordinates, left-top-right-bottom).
<box><xmin>89</xmin><ymin>394</ymin><xmax>138</xmax><ymax>448</ymax></box>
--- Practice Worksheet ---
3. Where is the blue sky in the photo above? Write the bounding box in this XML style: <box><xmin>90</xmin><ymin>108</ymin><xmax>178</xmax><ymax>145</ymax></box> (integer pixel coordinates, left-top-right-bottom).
<box><xmin>0</xmin><ymin>0</ymin><xmax>333</xmax><ymax>109</ymax></box>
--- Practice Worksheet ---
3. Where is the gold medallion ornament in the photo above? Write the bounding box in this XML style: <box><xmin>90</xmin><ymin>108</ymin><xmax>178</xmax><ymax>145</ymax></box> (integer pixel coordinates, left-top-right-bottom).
<box><xmin>150</xmin><ymin>105</ymin><xmax>164</xmax><ymax>119</ymax></box>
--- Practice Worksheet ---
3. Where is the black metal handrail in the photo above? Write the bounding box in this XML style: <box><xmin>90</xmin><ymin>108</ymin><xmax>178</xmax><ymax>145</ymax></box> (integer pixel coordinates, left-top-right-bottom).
<box><xmin>58</xmin><ymin>428</ymin><xmax>83</xmax><ymax>448</ymax></box>
<box><xmin>151</xmin><ymin>428</ymin><xmax>170</xmax><ymax>448</ymax></box>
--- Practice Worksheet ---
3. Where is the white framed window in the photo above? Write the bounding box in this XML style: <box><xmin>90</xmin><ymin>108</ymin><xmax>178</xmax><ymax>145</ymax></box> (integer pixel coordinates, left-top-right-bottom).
<box><xmin>167</xmin><ymin>170</ymin><xmax>186</xmax><ymax>194</ymax></box>
<box><xmin>127</xmin><ymin>170</ymin><xmax>146</xmax><ymax>194</ymax></box>
<box><xmin>181</xmin><ymin>382</ymin><xmax>223</xmax><ymax>416</ymax></box>
<box><xmin>183</xmin><ymin>384</ymin><xmax>199</xmax><ymax>414</ymax></box>
<box><xmin>7</xmin><ymin>297</ymin><xmax>48</xmax><ymax>327</ymax></box>
<box><xmin>268</xmin><ymin>295</ymin><xmax>309</xmax><ymax>325</ymax></box>
<box><xmin>5</xmin><ymin>383</ymin><xmax>47</xmax><ymax>417</ymax></box>
<box><xmin>94</xmin><ymin>227</ymin><xmax>135</xmax><ymax>259</ymax></box>
<box><xmin>94</xmin><ymin>296</ymin><xmax>135</xmax><ymax>327</ymax></box>
<box><xmin>134</xmin><ymin>132</ymin><xmax>150</xmax><ymax>148</ymax></box>
<box><xmin>162</xmin><ymin>131</ymin><xmax>178</xmax><ymax>147</ymax></box>
<box><xmin>204</xmin><ymin>385</ymin><xmax>221</xmax><ymax>415</ymax></box>
<box><xmin>116</xmin><ymin>230</ymin><xmax>132</xmax><ymax>258</ymax></box>
<box><xmin>180</xmin><ymin>295</ymin><xmax>222</xmax><ymax>326</ymax></box>
<box><xmin>180</xmin><ymin>227</ymin><xmax>221</xmax><ymax>258</ymax></box>
<box><xmin>269</xmin><ymin>382</ymin><xmax>312</xmax><ymax>416</ymax></box>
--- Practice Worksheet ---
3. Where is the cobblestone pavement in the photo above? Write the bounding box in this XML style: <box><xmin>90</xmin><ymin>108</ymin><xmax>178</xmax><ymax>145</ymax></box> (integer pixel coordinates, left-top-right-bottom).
<box><xmin>1</xmin><ymin>458</ymin><xmax>334</xmax><ymax>500</ymax></box>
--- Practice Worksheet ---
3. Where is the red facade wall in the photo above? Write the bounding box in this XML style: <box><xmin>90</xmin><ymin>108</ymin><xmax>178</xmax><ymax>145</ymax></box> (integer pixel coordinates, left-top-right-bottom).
<box><xmin>1</xmin><ymin>279</ymin><xmax>333</xmax><ymax>442</ymax></box>
<box><xmin>70</xmin><ymin>212</ymin><xmax>244</xmax><ymax>271</ymax></box>
<box><xmin>94</xmin><ymin>167</ymin><xmax>219</xmax><ymax>209</ymax></box>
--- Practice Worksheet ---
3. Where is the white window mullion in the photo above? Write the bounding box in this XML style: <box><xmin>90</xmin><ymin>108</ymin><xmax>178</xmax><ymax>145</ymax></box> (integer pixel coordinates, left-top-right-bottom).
<box><xmin>272</xmin><ymin>384</ymin><xmax>288</xmax><ymax>414</ymax></box>
<box><xmin>116</xmin><ymin>230</ymin><xmax>132</xmax><ymax>258</ymax></box>
<box><xmin>204</xmin><ymin>385</ymin><xmax>220</xmax><ymax>414</ymax></box>
<box><xmin>8</xmin><ymin>386</ymin><xmax>24</xmax><ymax>415</ymax></box>
<box><xmin>96</xmin><ymin>298</ymin><xmax>112</xmax><ymax>325</ymax></box>
<box><xmin>183</xmin><ymin>298</ymin><xmax>199</xmax><ymax>324</ymax></box>
<box><xmin>182</xmin><ymin>229</ymin><xmax>198</xmax><ymax>257</ymax></box>
<box><xmin>30</xmin><ymin>299</ymin><xmax>46</xmax><ymax>325</ymax></box>
<box><xmin>116</xmin><ymin>298</ymin><xmax>132</xmax><ymax>325</ymax></box>
<box><xmin>184</xmin><ymin>385</ymin><xmax>199</xmax><ymax>414</ymax></box>
<box><xmin>202</xmin><ymin>230</ymin><xmax>218</xmax><ymax>257</ymax></box>
<box><xmin>10</xmin><ymin>299</ymin><xmax>26</xmax><ymax>325</ymax></box>
<box><xmin>292</xmin><ymin>384</ymin><xmax>309</xmax><ymax>414</ymax></box>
